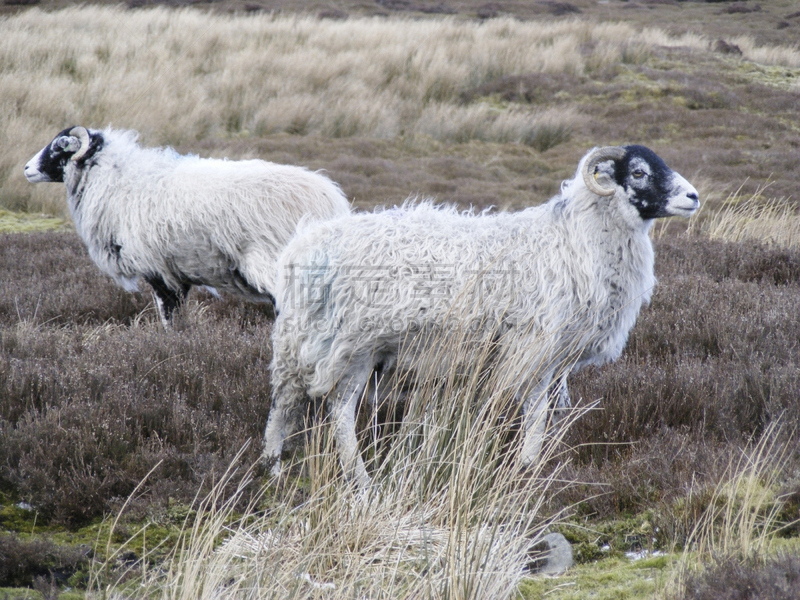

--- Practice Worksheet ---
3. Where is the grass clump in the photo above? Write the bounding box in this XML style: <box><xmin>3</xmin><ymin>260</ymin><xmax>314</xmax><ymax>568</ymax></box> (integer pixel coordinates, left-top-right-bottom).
<box><xmin>678</xmin><ymin>552</ymin><xmax>800</xmax><ymax>600</ymax></box>
<box><xmin>0</xmin><ymin>210</ymin><xmax>67</xmax><ymax>233</ymax></box>
<box><xmin>663</xmin><ymin>425</ymin><xmax>798</xmax><ymax>600</ymax></box>
<box><xmin>94</xmin><ymin>345</ymin><xmax>581</xmax><ymax>599</ymax></box>
<box><xmin>700</xmin><ymin>181</ymin><xmax>800</xmax><ymax>251</ymax></box>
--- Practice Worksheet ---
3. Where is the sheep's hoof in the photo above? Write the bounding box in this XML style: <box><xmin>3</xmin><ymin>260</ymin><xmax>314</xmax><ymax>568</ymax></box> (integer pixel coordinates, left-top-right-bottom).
<box><xmin>270</xmin><ymin>460</ymin><xmax>282</xmax><ymax>479</ymax></box>
<box><xmin>517</xmin><ymin>449</ymin><xmax>544</xmax><ymax>472</ymax></box>
<box><xmin>261</xmin><ymin>455</ymin><xmax>282</xmax><ymax>481</ymax></box>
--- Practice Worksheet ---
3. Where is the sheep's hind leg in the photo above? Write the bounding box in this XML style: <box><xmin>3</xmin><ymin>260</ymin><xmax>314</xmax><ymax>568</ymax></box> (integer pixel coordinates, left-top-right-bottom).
<box><xmin>549</xmin><ymin>373</ymin><xmax>572</xmax><ymax>428</ymax></box>
<box><xmin>264</xmin><ymin>327</ymin><xmax>311</xmax><ymax>479</ymax></box>
<box><xmin>263</xmin><ymin>388</ymin><xmax>294</xmax><ymax>478</ymax></box>
<box><xmin>330</xmin><ymin>365</ymin><xmax>373</xmax><ymax>489</ymax></box>
<box><xmin>518</xmin><ymin>371</ymin><xmax>555</xmax><ymax>468</ymax></box>
<box><xmin>145</xmin><ymin>275</ymin><xmax>190</xmax><ymax>329</ymax></box>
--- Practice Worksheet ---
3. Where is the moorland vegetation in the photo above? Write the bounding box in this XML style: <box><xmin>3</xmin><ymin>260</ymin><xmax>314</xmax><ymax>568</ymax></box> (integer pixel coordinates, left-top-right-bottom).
<box><xmin>1</xmin><ymin>1</ymin><xmax>799</xmax><ymax>598</ymax></box>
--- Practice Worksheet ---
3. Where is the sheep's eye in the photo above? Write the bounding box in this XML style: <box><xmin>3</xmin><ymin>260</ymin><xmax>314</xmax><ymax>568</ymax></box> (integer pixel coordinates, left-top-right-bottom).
<box><xmin>632</xmin><ymin>169</ymin><xmax>646</xmax><ymax>179</ymax></box>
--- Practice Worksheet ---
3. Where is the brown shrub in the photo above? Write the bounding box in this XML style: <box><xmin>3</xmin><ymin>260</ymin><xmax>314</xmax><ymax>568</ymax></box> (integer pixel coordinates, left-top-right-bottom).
<box><xmin>554</xmin><ymin>236</ymin><xmax>800</xmax><ymax>526</ymax></box>
<box><xmin>0</xmin><ymin>534</ymin><xmax>90</xmax><ymax>588</ymax></box>
<box><xmin>0</xmin><ymin>232</ymin><xmax>272</xmax><ymax>524</ymax></box>
<box><xmin>1</xmin><ymin>231</ymin><xmax>798</xmax><ymax>546</ymax></box>
<box><xmin>678</xmin><ymin>553</ymin><xmax>800</xmax><ymax>600</ymax></box>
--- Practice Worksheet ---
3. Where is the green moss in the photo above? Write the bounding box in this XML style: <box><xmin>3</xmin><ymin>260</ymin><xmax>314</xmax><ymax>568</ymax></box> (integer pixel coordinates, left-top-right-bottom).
<box><xmin>633</xmin><ymin>555</ymin><xmax>669</xmax><ymax>570</ymax></box>
<box><xmin>0</xmin><ymin>588</ymin><xmax>85</xmax><ymax>600</ymax></box>
<box><xmin>0</xmin><ymin>588</ymin><xmax>43</xmax><ymax>600</ymax></box>
<box><xmin>554</xmin><ymin>513</ymin><xmax>661</xmax><ymax>565</ymax></box>
<box><xmin>0</xmin><ymin>494</ymin><xmax>189</xmax><ymax>570</ymax></box>
<box><xmin>0</xmin><ymin>209</ymin><xmax>68</xmax><ymax>234</ymax></box>
<box><xmin>733</xmin><ymin>61</ymin><xmax>800</xmax><ymax>92</ymax></box>
<box><xmin>0</xmin><ymin>499</ymin><xmax>39</xmax><ymax>534</ymax></box>
<box><xmin>519</xmin><ymin>554</ymin><xmax>673</xmax><ymax>600</ymax></box>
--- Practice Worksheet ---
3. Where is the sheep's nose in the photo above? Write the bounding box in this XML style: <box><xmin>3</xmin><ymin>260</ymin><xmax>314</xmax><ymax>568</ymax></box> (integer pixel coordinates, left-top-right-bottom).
<box><xmin>687</xmin><ymin>192</ymin><xmax>699</xmax><ymax>201</ymax></box>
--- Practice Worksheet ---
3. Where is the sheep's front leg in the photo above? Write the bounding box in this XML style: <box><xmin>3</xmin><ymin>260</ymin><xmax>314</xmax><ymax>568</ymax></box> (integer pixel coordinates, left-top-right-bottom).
<box><xmin>518</xmin><ymin>371</ymin><xmax>555</xmax><ymax>468</ymax></box>
<box><xmin>145</xmin><ymin>275</ymin><xmax>190</xmax><ymax>329</ymax></box>
<box><xmin>330</xmin><ymin>366</ymin><xmax>372</xmax><ymax>489</ymax></box>
<box><xmin>264</xmin><ymin>332</ymin><xmax>313</xmax><ymax>479</ymax></box>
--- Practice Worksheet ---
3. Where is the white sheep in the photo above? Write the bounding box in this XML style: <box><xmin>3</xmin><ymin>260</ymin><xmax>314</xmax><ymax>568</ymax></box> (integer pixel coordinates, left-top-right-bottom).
<box><xmin>24</xmin><ymin>126</ymin><xmax>350</xmax><ymax>327</ymax></box>
<box><xmin>263</xmin><ymin>145</ymin><xmax>699</xmax><ymax>488</ymax></box>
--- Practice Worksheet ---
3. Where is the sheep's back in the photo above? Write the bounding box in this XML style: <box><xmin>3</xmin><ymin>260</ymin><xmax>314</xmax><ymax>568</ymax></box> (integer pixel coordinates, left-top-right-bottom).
<box><xmin>70</xmin><ymin>145</ymin><xmax>347</xmax><ymax>293</ymax></box>
<box><xmin>273</xmin><ymin>203</ymin><xmax>580</xmax><ymax>391</ymax></box>
<box><xmin>274</xmin><ymin>199</ymin><xmax>658</xmax><ymax>393</ymax></box>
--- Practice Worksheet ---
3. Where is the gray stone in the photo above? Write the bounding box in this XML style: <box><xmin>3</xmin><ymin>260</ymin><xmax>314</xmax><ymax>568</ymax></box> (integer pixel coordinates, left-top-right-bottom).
<box><xmin>530</xmin><ymin>532</ymin><xmax>574</xmax><ymax>575</ymax></box>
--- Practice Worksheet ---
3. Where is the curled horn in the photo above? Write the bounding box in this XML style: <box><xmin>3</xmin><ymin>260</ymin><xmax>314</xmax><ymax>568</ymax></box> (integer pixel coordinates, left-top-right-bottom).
<box><xmin>581</xmin><ymin>146</ymin><xmax>626</xmax><ymax>197</ymax></box>
<box><xmin>68</xmin><ymin>126</ymin><xmax>91</xmax><ymax>162</ymax></box>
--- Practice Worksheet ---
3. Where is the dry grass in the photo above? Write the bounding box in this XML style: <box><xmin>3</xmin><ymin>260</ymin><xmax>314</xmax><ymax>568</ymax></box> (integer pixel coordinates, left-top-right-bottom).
<box><xmin>93</xmin><ymin>333</ymin><xmax>586</xmax><ymax>600</ymax></box>
<box><xmin>682</xmin><ymin>421</ymin><xmax>791</xmax><ymax>563</ymax></box>
<box><xmin>665</xmin><ymin>420</ymin><xmax>796</xmax><ymax>599</ymax></box>
<box><xmin>699</xmin><ymin>181</ymin><xmax>800</xmax><ymax>251</ymax></box>
<box><xmin>723</xmin><ymin>37</ymin><xmax>800</xmax><ymax>70</ymax></box>
<box><xmin>1</xmin><ymin>7</ymin><xmax>634</xmax><ymax>211</ymax></box>
<box><xmin>2</xmin><ymin>6</ymin><xmax>800</xmax><ymax>213</ymax></box>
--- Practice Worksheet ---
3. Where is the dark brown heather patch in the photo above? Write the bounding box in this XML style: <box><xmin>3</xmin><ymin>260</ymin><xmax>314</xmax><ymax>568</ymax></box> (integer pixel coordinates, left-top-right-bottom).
<box><xmin>677</xmin><ymin>553</ymin><xmax>800</xmax><ymax>600</ymax></box>
<box><xmin>3</xmin><ymin>230</ymin><xmax>799</xmax><ymax>535</ymax></box>
<box><xmin>0</xmin><ymin>534</ymin><xmax>90</xmax><ymax>588</ymax></box>
<box><xmin>0</xmin><ymin>232</ymin><xmax>272</xmax><ymax>525</ymax></box>
<box><xmin>0</xmin><ymin>232</ymin><xmax>148</xmax><ymax>326</ymax></box>
<box><xmin>554</xmin><ymin>236</ymin><xmax>800</xmax><ymax>529</ymax></box>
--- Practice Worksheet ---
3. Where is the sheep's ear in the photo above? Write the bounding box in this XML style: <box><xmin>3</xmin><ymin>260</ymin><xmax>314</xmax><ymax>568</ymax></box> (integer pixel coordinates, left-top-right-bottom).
<box><xmin>55</xmin><ymin>134</ymin><xmax>83</xmax><ymax>155</ymax></box>
<box><xmin>593</xmin><ymin>158</ymin><xmax>616</xmax><ymax>186</ymax></box>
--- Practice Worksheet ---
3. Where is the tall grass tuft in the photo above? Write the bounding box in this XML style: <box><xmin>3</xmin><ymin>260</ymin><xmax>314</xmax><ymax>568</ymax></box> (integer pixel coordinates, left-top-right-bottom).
<box><xmin>95</xmin><ymin>318</ymin><xmax>586</xmax><ymax>599</ymax></box>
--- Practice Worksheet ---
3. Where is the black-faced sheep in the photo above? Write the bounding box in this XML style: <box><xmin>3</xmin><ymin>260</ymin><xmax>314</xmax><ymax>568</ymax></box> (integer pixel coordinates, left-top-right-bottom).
<box><xmin>263</xmin><ymin>145</ymin><xmax>699</xmax><ymax>488</ymax></box>
<box><xmin>24</xmin><ymin>126</ymin><xmax>350</xmax><ymax>327</ymax></box>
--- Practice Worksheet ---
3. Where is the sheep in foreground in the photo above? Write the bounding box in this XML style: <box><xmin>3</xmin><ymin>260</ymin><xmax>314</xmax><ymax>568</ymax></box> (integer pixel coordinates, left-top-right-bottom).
<box><xmin>263</xmin><ymin>145</ymin><xmax>700</xmax><ymax>488</ymax></box>
<box><xmin>24</xmin><ymin>126</ymin><xmax>350</xmax><ymax>327</ymax></box>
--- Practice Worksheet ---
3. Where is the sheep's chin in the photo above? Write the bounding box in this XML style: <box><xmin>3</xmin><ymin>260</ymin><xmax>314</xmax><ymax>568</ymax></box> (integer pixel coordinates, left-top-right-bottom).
<box><xmin>665</xmin><ymin>199</ymin><xmax>700</xmax><ymax>217</ymax></box>
<box><xmin>24</xmin><ymin>170</ymin><xmax>52</xmax><ymax>183</ymax></box>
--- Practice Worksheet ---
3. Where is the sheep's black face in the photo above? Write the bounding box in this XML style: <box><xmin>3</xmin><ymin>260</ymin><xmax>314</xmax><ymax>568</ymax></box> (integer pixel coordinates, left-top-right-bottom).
<box><xmin>614</xmin><ymin>145</ymin><xmax>699</xmax><ymax>220</ymax></box>
<box><xmin>24</xmin><ymin>127</ymin><xmax>102</xmax><ymax>183</ymax></box>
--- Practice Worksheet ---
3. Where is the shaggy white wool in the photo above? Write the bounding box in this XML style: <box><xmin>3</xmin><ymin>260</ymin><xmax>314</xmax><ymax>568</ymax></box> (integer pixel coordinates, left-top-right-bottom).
<box><xmin>27</xmin><ymin>127</ymin><xmax>350</xmax><ymax>325</ymax></box>
<box><xmin>264</xmin><ymin>146</ymin><xmax>698</xmax><ymax>487</ymax></box>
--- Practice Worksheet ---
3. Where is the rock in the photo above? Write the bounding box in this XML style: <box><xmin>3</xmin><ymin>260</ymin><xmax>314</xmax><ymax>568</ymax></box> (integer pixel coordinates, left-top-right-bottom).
<box><xmin>529</xmin><ymin>532</ymin><xmax>574</xmax><ymax>575</ymax></box>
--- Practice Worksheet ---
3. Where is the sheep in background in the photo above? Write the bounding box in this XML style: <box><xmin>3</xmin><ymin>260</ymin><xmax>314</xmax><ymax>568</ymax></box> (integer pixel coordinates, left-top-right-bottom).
<box><xmin>24</xmin><ymin>126</ymin><xmax>350</xmax><ymax>327</ymax></box>
<box><xmin>262</xmin><ymin>145</ymin><xmax>699</xmax><ymax>488</ymax></box>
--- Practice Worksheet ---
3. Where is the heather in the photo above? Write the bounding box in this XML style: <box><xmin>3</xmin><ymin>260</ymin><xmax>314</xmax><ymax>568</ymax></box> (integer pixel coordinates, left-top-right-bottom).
<box><xmin>1</xmin><ymin>0</ymin><xmax>799</xmax><ymax>597</ymax></box>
